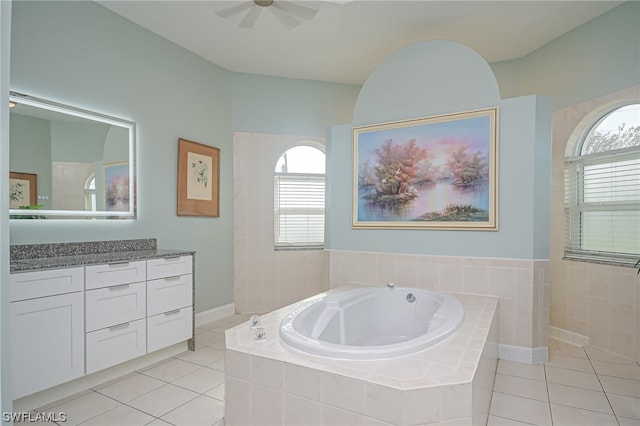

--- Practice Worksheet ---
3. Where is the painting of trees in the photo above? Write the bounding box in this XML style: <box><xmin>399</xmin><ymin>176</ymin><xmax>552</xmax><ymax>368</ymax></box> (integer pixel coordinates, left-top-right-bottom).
<box><xmin>353</xmin><ymin>107</ymin><xmax>497</xmax><ymax>229</ymax></box>
<box><xmin>375</xmin><ymin>139</ymin><xmax>427</xmax><ymax>193</ymax></box>
<box><xmin>446</xmin><ymin>146</ymin><xmax>488</xmax><ymax>185</ymax></box>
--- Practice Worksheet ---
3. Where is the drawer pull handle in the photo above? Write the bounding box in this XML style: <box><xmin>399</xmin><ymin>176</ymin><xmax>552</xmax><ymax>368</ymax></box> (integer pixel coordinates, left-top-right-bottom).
<box><xmin>108</xmin><ymin>284</ymin><xmax>131</xmax><ymax>291</ymax></box>
<box><xmin>164</xmin><ymin>276</ymin><xmax>182</xmax><ymax>281</ymax></box>
<box><xmin>108</xmin><ymin>322</ymin><xmax>130</xmax><ymax>331</ymax></box>
<box><xmin>108</xmin><ymin>261</ymin><xmax>130</xmax><ymax>267</ymax></box>
<box><xmin>164</xmin><ymin>309</ymin><xmax>181</xmax><ymax>316</ymax></box>
<box><xmin>163</xmin><ymin>256</ymin><xmax>181</xmax><ymax>261</ymax></box>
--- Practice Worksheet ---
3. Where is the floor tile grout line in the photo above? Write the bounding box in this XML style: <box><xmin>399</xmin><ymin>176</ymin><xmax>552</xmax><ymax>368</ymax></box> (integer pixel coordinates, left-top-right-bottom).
<box><xmin>583</xmin><ymin>345</ymin><xmax>622</xmax><ymax>426</ymax></box>
<box><xmin>543</xmin><ymin>363</ymin><xmax>555</xmax><ymax>426</ymax></box>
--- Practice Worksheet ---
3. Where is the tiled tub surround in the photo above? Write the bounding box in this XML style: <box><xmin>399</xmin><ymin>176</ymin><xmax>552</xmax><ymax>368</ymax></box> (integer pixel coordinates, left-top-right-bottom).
<box><xmin>10</xmin><ymin>239</ymin><xmax>197</xmax><ymax>410</ymax></box>
<box><xmin>225</xmin><ymin>285</ymin><xmax>499</xmax><ymax>425</ymax></box>
<box><xmin>329</xmin><ymin>250</ymin><xmax>550</xmax><ymax>364</ymax></box>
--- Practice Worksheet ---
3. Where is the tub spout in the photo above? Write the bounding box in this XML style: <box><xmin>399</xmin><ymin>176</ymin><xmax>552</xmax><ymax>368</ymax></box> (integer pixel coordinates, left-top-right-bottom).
<box><xmin>387</xmin><ymin>283</ymin><xmax>395</xmax><ymax>289</ymax></box>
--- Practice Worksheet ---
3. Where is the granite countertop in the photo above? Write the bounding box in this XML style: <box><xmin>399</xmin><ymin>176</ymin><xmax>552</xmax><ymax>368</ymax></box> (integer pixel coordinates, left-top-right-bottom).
<box><xmin>9</xmin><ymin>239</ymin><xmax>194</xmax><ymax>273</ymax></box>
<box><xmin>10</xmin><ymin>249</ymin><xmax>194</xmax><ymax>274</ymax></box>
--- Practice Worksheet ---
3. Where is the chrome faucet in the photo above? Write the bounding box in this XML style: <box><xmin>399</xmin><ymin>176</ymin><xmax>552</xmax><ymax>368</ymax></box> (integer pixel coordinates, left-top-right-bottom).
<box><xmin>387</xmin><ymin>282</ymin><xmax>395</xmax><ymax>289</ymax></box>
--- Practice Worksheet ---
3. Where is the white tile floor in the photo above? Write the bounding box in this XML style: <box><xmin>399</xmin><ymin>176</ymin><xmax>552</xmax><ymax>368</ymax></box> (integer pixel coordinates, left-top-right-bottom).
<box><xmin>26</xmin><ymin>315</ymin><xmax>640</xmax><ymax>426</ymax></box>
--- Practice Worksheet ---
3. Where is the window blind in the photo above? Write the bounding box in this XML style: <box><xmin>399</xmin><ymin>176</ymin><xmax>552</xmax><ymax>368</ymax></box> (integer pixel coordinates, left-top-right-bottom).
<box><xmin>274</xmin><ymin>173</ymin><xmax>325</xmax><ymax>248</ymax></box>
<box><xmin>564</xmin><ymin>146</ymin><xmax>640</xmax><ymax>264</ymax></box>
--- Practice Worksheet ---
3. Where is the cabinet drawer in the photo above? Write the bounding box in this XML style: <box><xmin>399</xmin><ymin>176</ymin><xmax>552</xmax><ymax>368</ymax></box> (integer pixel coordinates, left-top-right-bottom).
<box><xmin>147</xmin><ymin>306</ymin><xmax>193</xmax><ymax>353</ymax></box>
<box><xmin>86</xmin><ymin>318</ymin><xmax>146</xmax><ymax>374</ymax></box>
<box><xmin>10</xmin><ymin>267</ymin><xmax>84</xmax><ymax>302</ymax></box>
<box><xmin>85</xmin><ymin>261</ymin><xmax>146</xmax><ymax>290</ymax></box>
<box><xmin>147</xmin><ymin>274</ymin><xmax>193</xmax><ymax>316</ymax></box>
<box><xmin>147</xmin><ymin>255</ymin><xmax>192</xmax><ymax>280</ymax></box>
<box><xmin>85</xmin><ymin>281</ymin><xmax>146</xmax><ymax>332</ymax></box>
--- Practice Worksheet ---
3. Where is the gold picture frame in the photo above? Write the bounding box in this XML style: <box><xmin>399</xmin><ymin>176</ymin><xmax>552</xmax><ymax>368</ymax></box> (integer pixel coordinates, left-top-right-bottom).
<box><xmin>177</xmin><ymin>138</ymin><xmax>220</xmax><ymax>217</ymax></box>
<box><xmin>353</xmin><ymin>107</ymin><xmax>498</xmax><ymax>230</ymax></box>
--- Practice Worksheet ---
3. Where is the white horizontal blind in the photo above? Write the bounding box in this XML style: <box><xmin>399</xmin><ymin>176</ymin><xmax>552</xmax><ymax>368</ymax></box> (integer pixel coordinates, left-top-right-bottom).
<box><xmin>564</xmin><ymin>146</ymin><xmax>640</xmax><ymax>263</ymax></box>
<box><xmin>274</xmin><ymin>172</ymin><xmax>325</xmax><ymax>248</ymax></box>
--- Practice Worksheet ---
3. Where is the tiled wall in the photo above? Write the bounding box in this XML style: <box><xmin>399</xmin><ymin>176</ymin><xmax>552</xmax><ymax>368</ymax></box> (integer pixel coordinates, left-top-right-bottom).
<box><xmin>328</xmin><ymin>250</ymin><xmax>549</xmax><ymax>352</ymax></box>
<box><xmin>233</xmin><ymin>132</ymin><xmax>329</xmax><ymax>314</ymax></box>
<box><xmin>51</xmin><ymin>161</ymin><xmax>94</xmax><ymax>210</ymax></box>
<box><xmin>549</xmin><ymin>85</ymin><xmax>640</xmax><ymax>362</ymax></box>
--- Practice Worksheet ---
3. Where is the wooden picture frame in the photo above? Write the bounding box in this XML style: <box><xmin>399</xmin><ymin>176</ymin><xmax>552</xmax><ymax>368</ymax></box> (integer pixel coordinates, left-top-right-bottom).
<box><xmin>177</xmin><ymin>138</ymin><xmax>220</xmax><ymax>217</ymax></box>
<box><xmin>353</xmin><ymin>107</ymin><xmax>498</xmax><ymax>230</ymax></box>
<box><xmin>9</xmin><ymin>172</ymin><xmax>38</xmax><ymax>208</ymax></box>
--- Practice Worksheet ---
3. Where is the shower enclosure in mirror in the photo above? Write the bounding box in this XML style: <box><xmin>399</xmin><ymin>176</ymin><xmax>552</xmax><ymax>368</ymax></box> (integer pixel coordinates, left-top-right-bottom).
<box><xmin>9</xmin><ymin>92</ymin><xmax>136</xmax><ymax>219</ymax></box>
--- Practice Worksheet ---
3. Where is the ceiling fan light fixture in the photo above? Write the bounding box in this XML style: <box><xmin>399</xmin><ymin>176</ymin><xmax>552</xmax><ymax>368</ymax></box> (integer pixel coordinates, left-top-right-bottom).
<box><xmin>254</xmin><ymin>0</ymin><xmax>274</xmax><ymax>6</ymax></box>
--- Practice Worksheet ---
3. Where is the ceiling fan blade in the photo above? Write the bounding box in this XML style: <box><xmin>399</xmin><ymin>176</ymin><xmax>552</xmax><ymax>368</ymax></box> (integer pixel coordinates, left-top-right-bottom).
<box><xmin>268</xmin><ymin>6</ymin><xmax>302</xmax><ymax>30</ymax></box>
<box><xmin>239</xmin><ymin>4</ymin><xmax>262</xmax><ymax>28</ymax></box>
<box><xmin>273</xmin><ymin>1</ymin><xmax>317</xmax><ymax>21</ymax></box>
<box><xmin>215</xmin><ymin>2</ymin><xmax>252</xmax><ymax>18</ymax></box>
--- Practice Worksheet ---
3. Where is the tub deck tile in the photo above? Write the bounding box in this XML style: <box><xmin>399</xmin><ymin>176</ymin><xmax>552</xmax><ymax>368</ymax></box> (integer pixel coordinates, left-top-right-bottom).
<box><xmin>225</xmin><ymin>285</ymin><xmax>499</xmax><ymax>425</ymax></box>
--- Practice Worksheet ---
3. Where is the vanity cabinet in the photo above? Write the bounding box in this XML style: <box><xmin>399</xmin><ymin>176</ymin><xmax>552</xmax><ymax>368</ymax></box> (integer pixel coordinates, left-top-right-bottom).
<box><xmin>10</xmin><ymin>246</ymin><xmax>195</xmax><ymax>398</ymax></box>
<box><xmin>146</xmin><ymin>256</ymin><xmax>193</xmax><ymax>352</ymax></box>
<box><xmin>10</xmin><ymin>268</ymin><xmax>85</xmax><ymax>399</ymax></box>
<box><xmin>85</xmin><ymin>262</ymin><xmax>147</xmax><ymax>374</ymax></box>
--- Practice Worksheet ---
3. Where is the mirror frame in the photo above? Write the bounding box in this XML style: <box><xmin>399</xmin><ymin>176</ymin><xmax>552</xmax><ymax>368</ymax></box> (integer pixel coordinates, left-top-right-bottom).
<box><xmin>9</xmin><ymin>92</ymin><xmax>137</xmax><ymax>219</ymax></box>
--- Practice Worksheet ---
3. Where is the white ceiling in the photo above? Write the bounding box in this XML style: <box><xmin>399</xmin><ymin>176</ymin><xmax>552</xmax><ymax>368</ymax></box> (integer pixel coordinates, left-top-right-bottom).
<box><xmin>97</xmin><ymin>0</ymin><xmax>624</xmax><ymax>85</ymax></box>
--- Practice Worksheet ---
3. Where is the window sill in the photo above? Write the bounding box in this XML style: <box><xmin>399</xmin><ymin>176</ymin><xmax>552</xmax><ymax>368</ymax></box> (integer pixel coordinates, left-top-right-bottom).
<box><xmin>562</xmin><ymin>255</ymin><xmax>639</xmax><ymax>269</ymax></box>
<box><xmin>274</xmin><ymin>246</ymin><xmax>324</xmax><ymax>251</ymax></box>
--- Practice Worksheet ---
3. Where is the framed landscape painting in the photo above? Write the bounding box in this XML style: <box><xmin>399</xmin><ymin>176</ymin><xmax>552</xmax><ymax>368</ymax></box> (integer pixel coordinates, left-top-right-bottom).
<box><xmin>353</xmin><ymin>108</ymin><xmax>498</xmax><ymax>230</ymax></box>
<box><xmin>103</xmin><ymin>161</ymin><xmax>131</xmax><ymax>212</ymax></box>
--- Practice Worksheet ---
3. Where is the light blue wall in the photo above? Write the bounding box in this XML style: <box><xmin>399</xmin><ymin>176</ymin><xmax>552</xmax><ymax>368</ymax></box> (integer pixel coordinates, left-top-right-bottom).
<box><xmin>7</xmin><ymin>0</ymin><xmax>637</xmax><ymax>308</ymax></box>
<box><xmin>50</xmin><ymin>120</ymin><xmax>109</xmax><ymax>163</ymax></box>
<box><xmin>9</xmin><ymin>113</ymin><xmax>52</xmax><ymax>209</ymax></box>
<box><xmin>10</xmin><ymin>1</ymin><xmax>234</xmax><ymax>313</ymax></box>
<box><xmin>8</xmin><ymin>1</ymin><xmax>360</xmax><ymax>317</ymax></box>
<box><xmin>231</xmin><ymin>72</ymin><xmax>360</xmax><ymax>135</ymax></box>
<box><xmin>491</xmin><ymin>1</ymin><xmax>640</xmax><ymax>110</ymax></box>
<box><xmin>327</xmin><ymin>40</ymin><xmax>552</xmax><ymax>260</ymax></box>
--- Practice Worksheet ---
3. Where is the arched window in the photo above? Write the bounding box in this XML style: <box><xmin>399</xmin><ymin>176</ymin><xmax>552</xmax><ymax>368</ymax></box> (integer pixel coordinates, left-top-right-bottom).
<box><xmin>85</xmin><ymin>174</ymin><xmax>96</xmax><ymax>211</ymax></box>
<box><xmin>274</xmin><ymin>145</ymin><xmax>325</xmax><ymax>249</ymax></box>
<box><xmin>564</xmin><ymin>103</ymin><xmax>640</xmax><ymax>264</ymax></box>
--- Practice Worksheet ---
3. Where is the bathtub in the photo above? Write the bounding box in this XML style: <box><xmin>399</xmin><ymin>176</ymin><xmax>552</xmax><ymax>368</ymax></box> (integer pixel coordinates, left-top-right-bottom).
<box><xmin>279</xmin><ymin>285</ymin><xmax>464</xmax><ymax>359</ymax></box>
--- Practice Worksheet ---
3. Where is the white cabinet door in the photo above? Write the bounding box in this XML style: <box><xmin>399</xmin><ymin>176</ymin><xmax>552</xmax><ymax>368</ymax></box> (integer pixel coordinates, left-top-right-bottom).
<box><xmin>11</xmin><ymin>292</ymin><xmax>84</xmax><ymax>399</ymax></box>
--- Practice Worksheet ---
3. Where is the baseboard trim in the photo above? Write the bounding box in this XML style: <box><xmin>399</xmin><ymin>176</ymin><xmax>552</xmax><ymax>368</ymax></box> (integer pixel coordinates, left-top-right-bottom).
<box><xmin>548</xmin><ymin>326</ymin><xmax>590</xmax><ymax>347</ymax></box>
<box><xmin>499</xmin><ymin>344</ymin><xmax>549</xmax><ymax>364</ymax></box>
<box><xmin>195</xmin><ymin>303</ymin><xmax>235</xmax><ymax>326</ymax></box>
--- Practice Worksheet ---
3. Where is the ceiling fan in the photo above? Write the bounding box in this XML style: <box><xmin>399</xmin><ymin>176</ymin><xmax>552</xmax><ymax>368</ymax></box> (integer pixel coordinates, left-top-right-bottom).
<box><xmin>215</xmin><ymin>0</ymin><xmax>349</xmax><ymax>30</ymax></box>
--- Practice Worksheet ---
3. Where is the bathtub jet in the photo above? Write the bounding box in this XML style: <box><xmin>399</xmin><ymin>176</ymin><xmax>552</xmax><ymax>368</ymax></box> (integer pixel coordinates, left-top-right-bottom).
<box><xmin>279</xmin><ymin>286</ymin><xmax>464</xmax><ymax>360</ymax></box>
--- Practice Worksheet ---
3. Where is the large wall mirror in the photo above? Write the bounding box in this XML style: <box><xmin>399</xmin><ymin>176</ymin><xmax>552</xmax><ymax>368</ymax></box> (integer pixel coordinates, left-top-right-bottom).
<box><xmin>9</xmin><ymin>92</ymin><xmax>136</xmax><ymax>219</ymax></box>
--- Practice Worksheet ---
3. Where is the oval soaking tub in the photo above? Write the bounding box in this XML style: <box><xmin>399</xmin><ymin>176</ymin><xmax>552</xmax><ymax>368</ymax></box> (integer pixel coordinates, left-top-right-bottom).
<box><xmin>279</xmin><ymin>286</ymin><xmax>464</xmax><ymax>359</ymax></box>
